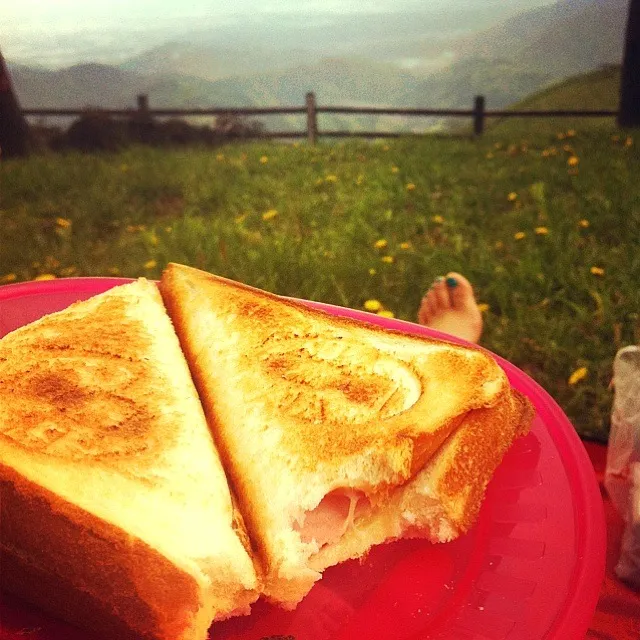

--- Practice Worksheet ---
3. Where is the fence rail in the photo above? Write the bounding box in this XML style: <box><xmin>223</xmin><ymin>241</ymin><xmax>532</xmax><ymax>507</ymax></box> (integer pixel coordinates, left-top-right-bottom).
<box><xmin>21</xmin><ymin>93</ymin><xmax>619</xmax><ymax>143</ymax></box>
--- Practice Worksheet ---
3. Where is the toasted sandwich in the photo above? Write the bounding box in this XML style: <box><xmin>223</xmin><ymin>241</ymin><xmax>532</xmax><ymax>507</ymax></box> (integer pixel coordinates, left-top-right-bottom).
<box><xmin>0</xmin><ymin>279</ymin><xmax>260</xmax><ymax>640</ymax></box>
<box><xmin>160</xmin><ymin>263</ymin><xmax>533</xmax><ymax>608</ymax></box>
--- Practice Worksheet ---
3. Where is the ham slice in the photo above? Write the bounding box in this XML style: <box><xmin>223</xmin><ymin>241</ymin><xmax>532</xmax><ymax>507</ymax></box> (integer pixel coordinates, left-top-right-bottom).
<box><xmin>294</xmin><ymin>489</ymin><xmax>370</xmax><ymax>548</ymax></box>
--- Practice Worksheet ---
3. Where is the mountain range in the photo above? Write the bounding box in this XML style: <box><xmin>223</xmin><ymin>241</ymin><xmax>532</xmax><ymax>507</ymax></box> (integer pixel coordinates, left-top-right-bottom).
<box><xmin>8</xmin><ymin>0</ymin><xmax>628</xmax><ymax>132</ymax></box>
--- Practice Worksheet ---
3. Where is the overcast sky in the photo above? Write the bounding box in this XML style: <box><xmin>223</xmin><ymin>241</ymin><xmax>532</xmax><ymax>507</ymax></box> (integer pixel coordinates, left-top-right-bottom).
<box><xmin>1</xmin><ymin>0</ymin><xmax>561</xmax><ymax>68</ymax></box>
<box><xmin>4</xmin><ymin>0</ymin><xmax>558</xmax><ymax>30</ymax></box>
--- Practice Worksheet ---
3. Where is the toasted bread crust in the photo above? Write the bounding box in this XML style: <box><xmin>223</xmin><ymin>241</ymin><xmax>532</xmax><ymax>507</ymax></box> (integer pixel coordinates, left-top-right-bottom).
<box><xmin>0</xmin><ymin>462</ymin><xmax>204</xmax><ymax>640</ymax></box>
<box><xmin>434</xmin><ymin>388</ymin><xmax>534</xmax><ymax>532</ymax></box>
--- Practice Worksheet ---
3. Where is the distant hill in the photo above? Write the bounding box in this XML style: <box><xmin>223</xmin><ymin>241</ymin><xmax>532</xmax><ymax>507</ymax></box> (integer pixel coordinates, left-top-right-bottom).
<box><xmin>460</xmin><ymin>0</ymin><xmax>627</xmax><ymax>78</ymax></box>
<box><xmin>402</xmin><ymin>57</ymin><xmax>554</xmax><ymax>111</ymax></box>
<box><xmin>488</xmin><ymin>65</ymin><xmax>620</xmax><ymax>137</ymax></box>
<box><xmin>10</xmin><ymin>63</ymin><xmax>145</xmax><ymax>109</ymax></box>
<box><xmin>10</xmin><ymin>58</ymin><xmax>421</xmax><ymax>132</ymax></box>
<box><xmin>402</xmin><ymin>0</ymin><xmax>627</xmax><ymax>124</ymax></box>
<box><xmin>120</xmin><ymin>5</ymin><xmax>541</xmax><ymax>81</ymax></box>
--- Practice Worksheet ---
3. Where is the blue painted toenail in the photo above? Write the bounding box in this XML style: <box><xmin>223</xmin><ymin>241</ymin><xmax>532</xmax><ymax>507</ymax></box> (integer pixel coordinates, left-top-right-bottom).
<box><xmin>446</xmin><ymin>276</ymin><xmax>458</xmax><ymax>288</ymax></box>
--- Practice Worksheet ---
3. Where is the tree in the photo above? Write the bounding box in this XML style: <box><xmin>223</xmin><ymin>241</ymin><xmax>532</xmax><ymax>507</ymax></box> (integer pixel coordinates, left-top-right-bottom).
<box><xmin>0</xmin><ymin>49</ymin><xmax>30</xmax><ymax>157</ymax></box>
<box><xmin>619</xmin><ymin>0</ymin><xmax>640</xmax><ymax>127</ymax></box>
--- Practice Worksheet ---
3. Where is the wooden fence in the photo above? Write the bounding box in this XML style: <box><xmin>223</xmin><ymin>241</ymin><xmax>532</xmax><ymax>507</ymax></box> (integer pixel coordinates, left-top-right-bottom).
<box><xmin>22</xmin><ymin>92</ymin><xmax>619</xmax><ymax>144</ymax></box>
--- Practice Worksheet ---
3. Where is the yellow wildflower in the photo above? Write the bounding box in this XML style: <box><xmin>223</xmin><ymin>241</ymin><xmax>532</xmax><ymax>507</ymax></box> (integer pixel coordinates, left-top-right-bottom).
<box><xmin>216</xmin><ymin>153</ymin><xmax>225</xmax><ymax>161</ymax></box>
<box><xmin>262</xmin><ymin>209</ymin><xmax>278</xmax><ymax>221</ymax></box>
<box><xmin>590</xmin><ymin>266</ymin><xmax>605</xmax><ymax>276</ymax></box>
<box><xmin>486</xmin><ymin>152</ymin><xmax>494</xmax><ymax>159</ymax></box>
<box><xmin>431</xmin><ymin>215</ymin><xmax>444</xmax><ymax>224</ymax></box>
<box><xmin>534</xmin><ymin>226</ymin><xmax>549</xmax><ymax>235</ymax></box>
<box><xmin>364</xmin><ymin>299</ymin><xmax>382</xmax><ymax>312</ymax></box>
<box><xmin>315</xmin><ymin>177</ymin><xmax>324</xmax><ymax>186</ymax></box>
<box><xmin>33</xmin><ymin>274</ymin><xmax>56</xmax><ymax>281</ymax></box>
<box><xmin>568</xmin><ymin>366</ymin><xmax>588</xmax><ymax>385</ymax></box>
<box><xmin>120</xmin><ymin>163</ymin><xmax>129</xmax><ymax>172</ymax></box>
<box><xmin>566</xmin><ymin>129</ymin><xmax>576</xmax><ymax>138</ymax></box>
<box><xmin>562</xmin><ymin>144</ymin><xmax>574</xmax><ymax>153</ymax></box>
<box><xmin>356</xmin><ymin>174</ymin><xmax>364</xmax><ymax>185</ymax></box>
<box><xmin>374</xmin><ymin>239</ymin><xmax>388</xmax><ymax>249</ymax></box>
<box><xmin>494</xmin><ymin>240</ymin><xmax>504</xmax><ymax>250</ymax></box>
<box><xmin>541</xmin><ymin>149</ymin><xmax>550</xmax><ymax>157</ymax></box>
<box><xmin>260</xmin><ymin>155</ymin><xmax>268</xmax><ymax>164</ymax></box>
<box><xmin>391</xmin><ymin>166</ymin><xmax>399</xmax><ymax>174</ymax></box>
<box><xmin>514</xmin><ymin>231</ymin><xmax>526</xmax><ymax>240</ymax></box>
<box><xmin>107</xmin><ymin>267</ymin><xmax>121</xmax><ymax>275</ymax></box>
<box><xmin>58</xmin><ymin>266</ymin><xmax>77</xmax><ymax>277</ymax></box>
<box><xmin>56</xmin><ymin>217</ymin><xmax>72</xmax><ymax>228</ymax></box>
<box><xmin>381</xmin><ymin>255</ymin><xmax>394</xmax><ymax>264</ymax></box>
<box><xmin>406</xmin><ymin>183</ymin><xmax>416</xmax><ymax>191</ymax></box>
<box><xmin>507</xmin><ymin>192</ymin><xmax>518</xmax><ymax>202</ymax></box>
<box><xmin>377</xmin><ymin>310</ymin><xmax>395</xmax><ymax>319</ymax></box>
<box><xmin>325</xmin><ymin>174</ymin><xmax>338</xmax><ymax>183</ymax></box>
<box><xmin>144</xmin><ymin>260</ymin><xmax>157</xmax><ymax>270</ymax></box>
<box><xmin>382</xmin><ymin>145</ymin><xmax>390</xmax><ymax>151</ymax></box>
<box><xmin>557</xmin><ymin>132</ymin><xmax>566</xmax><ymax>140</ymax></box>
<box><xmin>399</xmin><ymin>241</ymin><xmax>411</xmax><ymax>250</ymax></box>
<box><xmin>368</xmin><ymin>268</ymin><xmax>377</xmax><ymax>276</ymax></box>
<box><xmin>235</xmin><ymin>214</ymin><xmax>247</xmax><ymax>224</ymax></box>
<box><xmin>1</xmin><ymin>273</ymin><xmax>17</xmax><ymax>283</ymax></box>
<box><xmin>578</xmin><ymin>220</ymin><xmax>589</xmax><ymax>229</ymax></box>
<box><xmin>625</xmin><ymin>137</ymin><xmax>634</xmax><ymax>148</ymax></box>
<box><xmin>567</xmin><ymin>156</ymin><xmax>579</xmax><ymax>167</ymax></box>
<box><xmin>477</xmin><ymin>303</ymin><xmax>490</xmax><ymax>313</ymax></box>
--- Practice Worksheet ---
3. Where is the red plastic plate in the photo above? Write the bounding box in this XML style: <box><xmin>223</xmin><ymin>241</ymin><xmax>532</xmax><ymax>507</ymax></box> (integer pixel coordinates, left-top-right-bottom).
<box><xmin>0</xmin><ymin>279</ymin><xmax>606</xmax><ymax>640</ymax></box>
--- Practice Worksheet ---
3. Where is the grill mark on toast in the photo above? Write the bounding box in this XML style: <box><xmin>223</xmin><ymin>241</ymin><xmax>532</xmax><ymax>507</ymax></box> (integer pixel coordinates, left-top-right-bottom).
<box><xmin>0</xmin><ymin>295</ymin><xmax>172</xmax><ymax>469</ymax></box>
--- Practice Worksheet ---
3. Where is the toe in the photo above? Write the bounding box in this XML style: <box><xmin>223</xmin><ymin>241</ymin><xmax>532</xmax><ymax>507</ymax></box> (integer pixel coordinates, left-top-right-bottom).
<box><xmin>445</xmin><ymin>272</ymin><xmax>476</xmax><ymax>309</ymax></box>
<box><xmin>432</xmin><ymin>277</ymin><xmax>451</xmax><ymax>311</ymax></box>
<box><xmin>418</xmin><ymin>289</ymin><xmax>434</xmax><ymax>324</ymax></box>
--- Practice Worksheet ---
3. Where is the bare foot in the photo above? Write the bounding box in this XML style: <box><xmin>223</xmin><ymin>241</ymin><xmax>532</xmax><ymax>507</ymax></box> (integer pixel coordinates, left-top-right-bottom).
<box><xmin>417</xmin><ymin>272</ymin><xmax>483</xmax><ymax>344</ymax></box>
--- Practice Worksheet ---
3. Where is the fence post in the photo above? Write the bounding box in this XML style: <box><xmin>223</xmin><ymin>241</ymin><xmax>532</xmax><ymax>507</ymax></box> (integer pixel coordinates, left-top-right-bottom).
<box><xmin>473</xmin><ymin>95</ymin><xmax>485</xmax><ymax>136</ymax></box>
<box><xmin>306</xmin><ymin>92</ymin><xmax>317</xmax><ymax>145</ymax></box>
<box><xmin>136</xmin><ymin>93</ymin><xmax>152</xmax><ymax>143</ymax></box>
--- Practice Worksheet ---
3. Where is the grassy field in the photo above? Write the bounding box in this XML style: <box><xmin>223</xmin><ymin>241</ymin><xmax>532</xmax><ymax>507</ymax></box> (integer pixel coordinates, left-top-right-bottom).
<box><xmin>1</xmin><ymin>122</ymin><xmax>638</xmax><ymax>441</ymax></box>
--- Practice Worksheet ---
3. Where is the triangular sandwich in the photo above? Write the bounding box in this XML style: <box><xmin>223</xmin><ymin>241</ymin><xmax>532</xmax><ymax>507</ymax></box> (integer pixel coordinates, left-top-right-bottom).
<box><xmin>160</xmin><ymin>264</ymin><xmax>533</xmax><ymax>608</ymax></box>
<box><xmin>0</xmin><ymin>279</ymin><xmax>260</xmax><ymax>640</ymax></box>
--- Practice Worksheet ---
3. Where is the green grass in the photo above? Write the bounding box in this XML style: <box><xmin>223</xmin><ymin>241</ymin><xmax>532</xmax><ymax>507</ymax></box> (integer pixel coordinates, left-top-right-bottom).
<box><xmin>1</xmin><ymin>129</ymin><xmax>639</xmax><ymax>442</ymax></box>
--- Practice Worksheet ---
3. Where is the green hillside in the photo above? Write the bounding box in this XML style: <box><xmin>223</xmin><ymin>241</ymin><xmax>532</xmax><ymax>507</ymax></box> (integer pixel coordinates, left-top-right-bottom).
<box><xmin>489</xmin><ymin>65</ymin><xmax>620</xmax><ymax>137</ymax></box>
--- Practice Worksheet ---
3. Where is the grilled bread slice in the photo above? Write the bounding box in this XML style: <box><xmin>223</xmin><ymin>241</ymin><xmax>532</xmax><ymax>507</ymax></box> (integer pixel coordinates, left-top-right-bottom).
<box><xmin>0</xmin><ymin>279</ymin><xmax>260</xmax><ymax>640</ymax></box>
<box><xmin>160</xmin><ymin>263</ymin><xmax>533</xmax><ymax>608</ymax></box>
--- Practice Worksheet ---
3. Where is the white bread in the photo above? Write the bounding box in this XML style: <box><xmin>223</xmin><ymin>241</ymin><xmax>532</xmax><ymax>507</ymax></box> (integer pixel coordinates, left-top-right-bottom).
<box><xmin>159</xmin><ymin>263</ymin><xmax>533</xmax><ymax>607</ymax></box>
<box><xmin>0</xmin><ymin>279</ymin><xmax>260</xmax><ymax>639</ymax></box>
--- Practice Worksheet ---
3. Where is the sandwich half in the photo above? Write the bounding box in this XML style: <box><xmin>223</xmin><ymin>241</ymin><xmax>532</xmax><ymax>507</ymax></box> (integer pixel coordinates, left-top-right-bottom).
<box><xmin>0</xmin><ymin>279</ymin><xmax>260</xmax><ymax>640</ymax></box>
<box><xmin>160</xmin><ymin>263</ymin><xmax>533</xmax><ymax>608</ymax></box>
